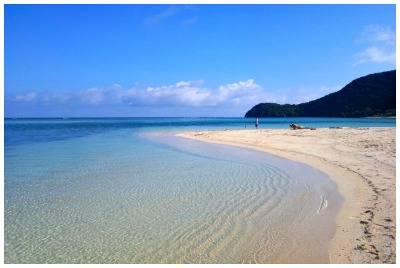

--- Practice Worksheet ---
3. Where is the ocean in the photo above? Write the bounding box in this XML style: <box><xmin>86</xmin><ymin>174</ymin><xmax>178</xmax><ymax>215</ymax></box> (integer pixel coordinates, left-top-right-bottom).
<box><xmin>4</xmin><ymin>117</ymin><xmax>395</xmax><ymax>263</ymax></box>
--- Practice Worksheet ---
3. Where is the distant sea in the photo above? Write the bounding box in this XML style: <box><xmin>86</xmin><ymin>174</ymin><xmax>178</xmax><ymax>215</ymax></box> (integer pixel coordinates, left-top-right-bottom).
<box><xmin>4</xmin><ymin>117</ymin><xmax>395</xmax><ymax>263</ymax></box>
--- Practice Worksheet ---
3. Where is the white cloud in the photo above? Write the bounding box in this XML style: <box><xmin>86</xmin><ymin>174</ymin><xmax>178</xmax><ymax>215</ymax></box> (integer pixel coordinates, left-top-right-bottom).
<box><xmin>15</xmin><ymin>92</ymin><xmax>37</xmax><ymax>102</ymax></box>
<box><xmin>354</xmin><ymin>25</ymin><xmax>396</xmax><ymax>66</ymax></box>
<box><xmin>358</xmin><ymin>25</ymin><xmax>395</xmax><ymax>45</ymax></box>
<box><xmin>12</xmin><ymin>80</ymin><xmax>267</xmax><ymax>109</ymax></box>
<box><xmin>354</xmin><ymin>46</ymin><xmax>396</xmax><ymax>66</ymax></box>
<box><xmin>129</xmin><ymin>83</ymin><xmax>197</xmax><ymax>106</ymax></box>
<box><xmin>79</xmin><ymin>88</ymin><xmax>104</xmax><ymax>104</ymax></box>
<box><xmin>145</xmin><ymin>5</ymin><xmax>199</xmax><ymax>27</ymax></box>
<box><xmin>145</xmin><ymin>6</ymin><xmax>180</xmax><ymax>25</ymax></box>
<box><xmin>213</xmin><ymin>79</ymin><xmax>263</xmax><ymax>106</ymax></box>
<box><xmin>11</xmin><ymin>79</ymin><xmax>345</xmax><ymax>112</ymax></box>
<box><xmin>9</xmin><ymin>80</ymin><xmax>347</xmax><ymax>118</ymax></box>
<box><xmin>120</xmin><ymin>79</ymin><xmax>262</xmax><ymax>107</ymax></box>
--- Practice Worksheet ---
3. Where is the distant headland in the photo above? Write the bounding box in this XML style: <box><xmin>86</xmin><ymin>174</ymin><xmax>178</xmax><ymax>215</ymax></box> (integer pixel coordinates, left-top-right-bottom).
<box><xmin>245</xmin><ymin>70</ymin><xmax>396</xmax><ymax>118</ymax></box>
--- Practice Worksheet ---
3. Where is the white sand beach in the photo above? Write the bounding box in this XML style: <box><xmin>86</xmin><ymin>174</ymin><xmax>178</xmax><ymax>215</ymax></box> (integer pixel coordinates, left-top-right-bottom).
<box><xmin>177</xmin><ymin>127</ymin><xmax>396</xmax><ymax>264</ymax></box>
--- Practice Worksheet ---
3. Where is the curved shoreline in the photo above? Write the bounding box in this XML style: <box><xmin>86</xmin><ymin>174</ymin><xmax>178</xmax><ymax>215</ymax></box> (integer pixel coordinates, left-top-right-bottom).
<box><xmin>177</xmin><ymin>127</ymin><xmax>396</xmax><ymax>264</ymax></box>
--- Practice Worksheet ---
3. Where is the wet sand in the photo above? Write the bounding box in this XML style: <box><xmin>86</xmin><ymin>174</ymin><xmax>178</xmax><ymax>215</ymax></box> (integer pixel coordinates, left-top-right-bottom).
<box><xmin>177</xmin><ymin>127</ymin><xmax>396</xmax><ymax>263</ymax></box>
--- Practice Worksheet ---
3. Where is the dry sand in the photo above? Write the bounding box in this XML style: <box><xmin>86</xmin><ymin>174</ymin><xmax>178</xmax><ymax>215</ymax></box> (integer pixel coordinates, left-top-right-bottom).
<box><xmin>177</xmin><ymin>127</ymin><xmax>396</xmax><ymax>264</ymax></box>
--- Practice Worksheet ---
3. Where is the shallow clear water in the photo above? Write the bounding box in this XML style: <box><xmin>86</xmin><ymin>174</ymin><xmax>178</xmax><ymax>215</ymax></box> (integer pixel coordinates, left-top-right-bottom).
<box><xmin>4</xmin><ymin>117</ymin><xmax>395</xmax><ymax>263</ymax></box>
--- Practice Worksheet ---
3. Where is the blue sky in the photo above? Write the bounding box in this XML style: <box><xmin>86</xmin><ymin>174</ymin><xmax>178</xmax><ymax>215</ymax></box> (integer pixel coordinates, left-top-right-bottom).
<box><xmin>4</xmin><ymin>4</ymin><xmax>396</xmax><ymax>117</ymax></box>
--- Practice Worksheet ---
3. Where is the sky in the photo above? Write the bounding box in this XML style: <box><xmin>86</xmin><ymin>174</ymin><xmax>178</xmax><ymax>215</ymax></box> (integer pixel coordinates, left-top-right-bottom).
<box><xmin>3</xmin><ymin>3</ymin><xmax>397</xmax><ymax>117</ymax></box>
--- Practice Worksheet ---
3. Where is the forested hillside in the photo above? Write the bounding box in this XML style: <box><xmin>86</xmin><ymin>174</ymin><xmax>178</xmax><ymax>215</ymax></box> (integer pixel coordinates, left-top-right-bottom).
<box><xmin>245</xmin><ymin>70</ymin><xmax>396</xmax><ymax>118</ymax></box>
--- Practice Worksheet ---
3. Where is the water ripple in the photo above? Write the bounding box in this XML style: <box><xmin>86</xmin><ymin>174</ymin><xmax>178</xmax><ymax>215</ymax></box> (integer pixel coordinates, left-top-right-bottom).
<box><xmin>5</xmin><ymin>129</ymin><xmax>340</xmax><ymax>263</ymax></box>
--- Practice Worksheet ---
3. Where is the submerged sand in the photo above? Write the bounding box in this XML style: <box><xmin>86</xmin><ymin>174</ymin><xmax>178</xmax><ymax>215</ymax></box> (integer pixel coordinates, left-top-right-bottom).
<box><xmin>177</xmin><ymin>127</ymin><xmax>396</xmax><ymax>264</ymax></box>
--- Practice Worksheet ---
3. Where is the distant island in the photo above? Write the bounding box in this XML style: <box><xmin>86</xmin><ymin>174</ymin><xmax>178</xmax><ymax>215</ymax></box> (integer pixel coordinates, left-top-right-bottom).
<box><xmin>245</xmin><ymin>70</ymin><xmax>396</xmax><ymax>118</ymax></box>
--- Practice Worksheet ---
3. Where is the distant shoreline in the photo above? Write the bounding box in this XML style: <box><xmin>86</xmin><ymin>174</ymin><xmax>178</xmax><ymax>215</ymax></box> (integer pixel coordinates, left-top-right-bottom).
<box><xmin>3</xmin><ymin>116</ymin><xmax>396</xmax><ymax>120</ymax></box>
<box><xmin>177</xmin><ymin>128</ymin><xmax>396</xmax><ymax>264</ymax></box>
<box><xmin>364</xmin><ymin>116</ymin><xmax>396</xmax><ymax>118</ymax></box>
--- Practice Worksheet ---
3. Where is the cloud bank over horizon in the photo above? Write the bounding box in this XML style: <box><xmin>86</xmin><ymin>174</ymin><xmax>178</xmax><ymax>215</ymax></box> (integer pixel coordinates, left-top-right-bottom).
<box><xmin>9</xmin><ymin>79</ymin><xmax>262</xmax><ymax>106</ymax></box>
<box><xmin>6</xmin><ymin>79</ymin><xmax>342</xmax><ymax>117</ymax></box>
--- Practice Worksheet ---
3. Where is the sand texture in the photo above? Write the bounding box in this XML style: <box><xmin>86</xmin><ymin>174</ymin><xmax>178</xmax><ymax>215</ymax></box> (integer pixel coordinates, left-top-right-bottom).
<box><xmin>177</xmin><ymin>127</ymin><xmax>396</xmax><ymax>264</ymax></box>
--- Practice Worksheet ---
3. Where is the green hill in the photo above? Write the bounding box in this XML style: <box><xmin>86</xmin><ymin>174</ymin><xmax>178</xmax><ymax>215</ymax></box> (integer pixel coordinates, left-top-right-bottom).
<box><xmin>245</xmin><ymin>70</ymin><xmax>396</xmax><ymax>118</ymax></box>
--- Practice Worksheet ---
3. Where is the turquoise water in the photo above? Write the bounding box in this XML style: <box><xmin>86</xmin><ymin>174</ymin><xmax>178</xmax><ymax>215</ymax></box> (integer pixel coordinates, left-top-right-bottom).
<box><xmin>4</xmin><ymin>117</ymin><xmax>395</xmax><ymax>263</ymax></box>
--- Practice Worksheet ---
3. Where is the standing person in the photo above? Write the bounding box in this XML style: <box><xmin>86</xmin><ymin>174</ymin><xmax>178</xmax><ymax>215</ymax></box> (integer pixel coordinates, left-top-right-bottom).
<box><xmin>255</xmin><ymin>118</ymin><xmax>259</xmax><ymax>129</ymax></box>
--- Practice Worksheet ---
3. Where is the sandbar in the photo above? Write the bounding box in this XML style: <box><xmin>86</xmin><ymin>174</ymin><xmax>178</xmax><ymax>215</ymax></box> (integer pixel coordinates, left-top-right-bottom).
<box><xmin>177</xmin><ymin>127</ymin><xmax>396</xmax><ymax>263</ymax></box>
